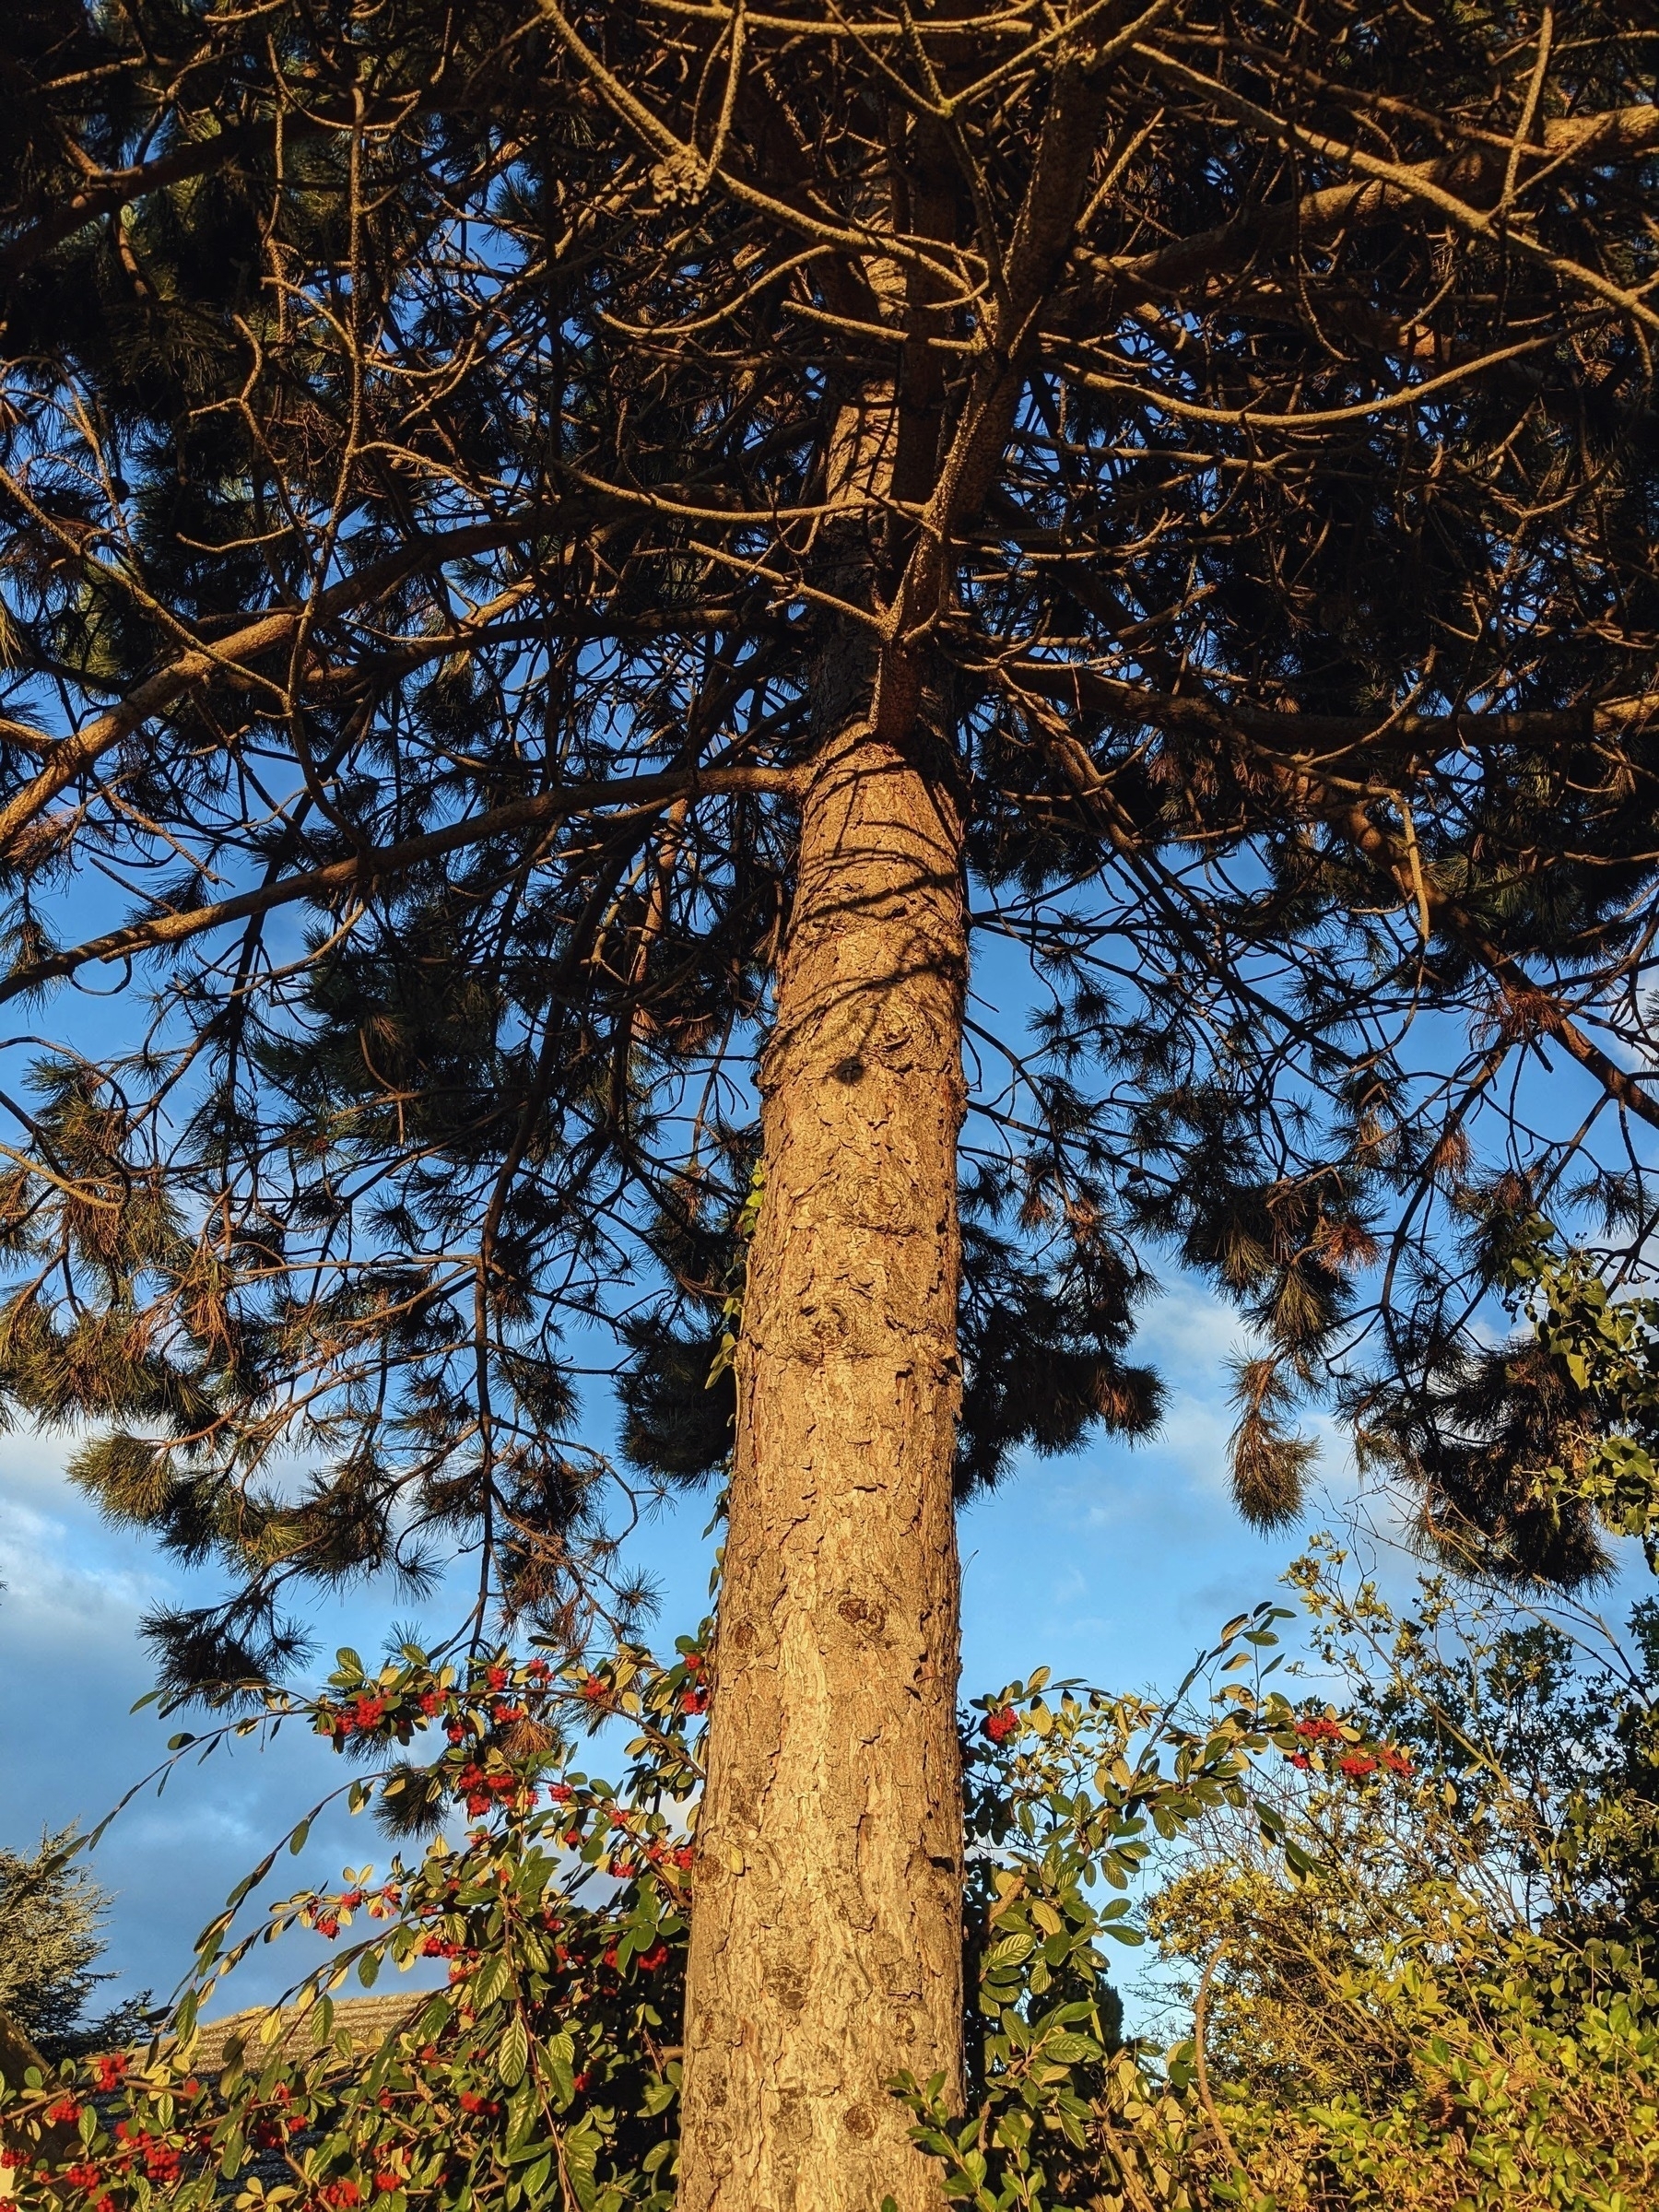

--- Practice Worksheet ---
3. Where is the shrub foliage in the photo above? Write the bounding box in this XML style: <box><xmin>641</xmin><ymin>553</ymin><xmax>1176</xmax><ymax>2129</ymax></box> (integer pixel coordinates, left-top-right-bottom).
<box><xmin>6</xmin><ymin>1546</ymin><xmax>1657</xmax><ymax>2212</ymax></box>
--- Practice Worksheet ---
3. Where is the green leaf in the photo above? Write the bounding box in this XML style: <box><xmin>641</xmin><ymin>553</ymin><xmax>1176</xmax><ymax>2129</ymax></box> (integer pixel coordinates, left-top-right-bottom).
<box><xmin>498</xmin><ymin>2012</ymin><xmax>528</xmax><ymax>2088</ymax></box>
<box><xmin>1042</xmin><ymin>2033</ymin><xmax>1100</xmax><ymax>2063</ymax></box>
<box><xmin>472</xmin><ymin>1954</ymin><xmax>512</xmax><ymax>2011</ymax></box>
<box><xmin>223</xmin><ymin>1848</ymin><xmax>280</xmax><ymax>1915</ymax></box>
<box><xmin>546</xmin><ymin>2029</ymin><xmax>576</xmax><ymax>2106</ymax></box>
<box><xmin>564</xmin><ymin>2117</ymin><xmax>602</xmax><ymax>2211</ymax></box>
<box><xmin>986</xmin><ymin>1933</ymin><xmax>1034</xmax><ymax>1967</ymax></box>
<box><xmin>1283</xmin><ymin>1838</ymin><xmax>1321</xmax><ymax>1883</ymax></box>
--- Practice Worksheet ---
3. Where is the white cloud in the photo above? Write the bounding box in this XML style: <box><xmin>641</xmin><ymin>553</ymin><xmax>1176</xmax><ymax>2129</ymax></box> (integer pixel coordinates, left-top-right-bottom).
<box><xmin>0</xmin><ymin>1436</ymin><xmax>432</xmax><ymax>2017</ymax></box>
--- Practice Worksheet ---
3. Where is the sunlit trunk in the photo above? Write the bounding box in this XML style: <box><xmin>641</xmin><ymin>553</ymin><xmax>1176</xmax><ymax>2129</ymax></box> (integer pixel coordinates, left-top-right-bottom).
<box><xmin>677</xmin><ymin>710</ymin><xmax>968</xmax><ymax>2212</ymax></box>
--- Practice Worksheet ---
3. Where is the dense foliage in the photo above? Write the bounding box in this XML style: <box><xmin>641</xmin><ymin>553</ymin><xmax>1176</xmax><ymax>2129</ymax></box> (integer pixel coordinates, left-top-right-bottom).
<box><xmin>1</xmin><ymin>0</ymin><xmax>1658</xmax><ymax>1685</ymax></box>
<box><xmin>1</xmin><ymin>1639</ymin><xmax>712</xmax><ymax>2212</ymax></box>
<box><xmin>0</xmin><ymin>1612</ymin><xmax>1324</xmax><ymax>2212</ymax></box>
<box><xmin>1145</xmin><ymin>1543</ymin><xmax>1659</xmax><ymax>2210</ymax></box>
<box><xmin>6</xmin><ymin>1535</ymin><xmax>1659</xmax><ymax>2212</ymax></box>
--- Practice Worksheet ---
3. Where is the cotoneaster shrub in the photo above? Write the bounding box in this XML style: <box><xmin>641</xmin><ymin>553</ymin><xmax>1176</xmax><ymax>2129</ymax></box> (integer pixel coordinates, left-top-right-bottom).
<box><xmin>3</xmin><ymin>1588</ymin><xmax>1656</xmax><ymax>2212</ymax></box>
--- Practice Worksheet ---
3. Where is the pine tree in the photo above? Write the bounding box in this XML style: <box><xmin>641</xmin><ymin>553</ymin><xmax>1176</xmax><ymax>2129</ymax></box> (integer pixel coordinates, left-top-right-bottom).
<box><xmin>3</xmin><ymin>5</ymin><xmax>1659</xmax><ymax>2205</ymax></box>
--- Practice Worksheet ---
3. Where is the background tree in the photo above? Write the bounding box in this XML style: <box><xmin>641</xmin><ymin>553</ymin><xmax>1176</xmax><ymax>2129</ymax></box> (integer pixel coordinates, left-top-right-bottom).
<box><xmin>1137</xmin><ymin>1543</ymin><xmax>1659</xmax><ymax>2210</ymax></box>
<box><xmin>1149</xmin><ymin>1541</ymin><xmax>1659</xmax><ymax>2064</ymax></box>
<box><xmin>3</xmin><ymin>3</ymin><xmax>1659</xmax><ymax>2206</ymax></box>
<box><xmin>0</xmin><ymin>1830</ymin><xmax>150</xmax><ymax>2061</ymax></box>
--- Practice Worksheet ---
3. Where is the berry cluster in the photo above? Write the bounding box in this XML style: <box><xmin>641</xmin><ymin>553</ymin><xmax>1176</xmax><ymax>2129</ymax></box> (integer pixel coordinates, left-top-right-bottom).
<box><xmin>1</xmin><ymin>1630</ymin><xmax>711</xmax><ymax>2212</ymax></box>
<box><xmin>1287</xmin><ymin>1712</ymin><xmax>1415</xmax><ymax>1779</ymax></box>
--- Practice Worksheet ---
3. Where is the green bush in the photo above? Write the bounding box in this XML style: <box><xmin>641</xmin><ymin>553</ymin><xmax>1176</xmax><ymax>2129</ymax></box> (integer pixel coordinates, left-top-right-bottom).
<box><xmin>4</xmin><ymin>1567</ymin><xmax>1657</xmax><ymax>2212</ymax></box>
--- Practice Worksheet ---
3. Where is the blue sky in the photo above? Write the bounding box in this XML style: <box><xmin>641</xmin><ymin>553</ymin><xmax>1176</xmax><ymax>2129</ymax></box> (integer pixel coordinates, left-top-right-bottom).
<box><xmin>3</xmin><ymin>1265</ymin><xmax>1651</xmax><ymax>2030</ymax></box>
<box><xmin>4</xmin><ymin>632</ymin><xmax>1648</xmax><ymax>2033</ymax></box>
<box><xmin>0</xmin><ymin>1270</ymin><xmax>1308</xmax><ymax>2014</ymax></box>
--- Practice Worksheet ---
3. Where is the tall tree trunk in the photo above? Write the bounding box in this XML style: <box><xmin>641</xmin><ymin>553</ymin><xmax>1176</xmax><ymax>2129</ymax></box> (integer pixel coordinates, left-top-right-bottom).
<box><xmin>678</xmin><ymin>715</ymin><xmax>969</xmax><ymax>2212</ymax></box>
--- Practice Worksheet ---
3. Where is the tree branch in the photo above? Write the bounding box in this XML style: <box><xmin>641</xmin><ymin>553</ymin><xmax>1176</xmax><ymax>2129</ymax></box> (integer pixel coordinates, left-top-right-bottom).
<box><xmin>0</xmin><ymin>764</ymin><xmax>800</xmax><ymax>1006</ymax></box>
<box><xmin>997</xmin><ymin>658</ymin><xmax>1659</xmax><ymax>749</ymax></box>
<box><xmin>1328</xmin><ymin>790</ymin><xmax>1659</xmax><ymax>1137</ymax></box>
<box><xmin>0</xmin><ymin>516</ymin><xmax>567</xmax><ymax>859</ymax></box>
<box><xmin>0</xmin><ymin>116</ymin><xmax>330</xmax><ymax>281</ymax></box>
<box><xmin>994</xmin><ymin>660</ymin><xmax>1659</xmax><ymax>1135</ymax></box>
<box><xmin>1067</xmin><ymin>100</ymin><xmax>1659</xmax><ymax>311</ymax></box>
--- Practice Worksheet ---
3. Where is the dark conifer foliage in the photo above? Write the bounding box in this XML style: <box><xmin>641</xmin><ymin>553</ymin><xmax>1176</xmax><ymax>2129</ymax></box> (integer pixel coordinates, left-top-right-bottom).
<box><xmin>2</xmin><ymin>0</ymin><xmax>1658</xmax><ymax>1688</ymax></box>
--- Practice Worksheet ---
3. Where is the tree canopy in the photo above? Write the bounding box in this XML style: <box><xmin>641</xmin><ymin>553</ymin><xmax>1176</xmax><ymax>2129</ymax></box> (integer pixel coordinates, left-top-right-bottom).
<box><xmin>2</xmin><ymin>0</ymin><xmax>1657</xmax><ymax>1653</ymax></box>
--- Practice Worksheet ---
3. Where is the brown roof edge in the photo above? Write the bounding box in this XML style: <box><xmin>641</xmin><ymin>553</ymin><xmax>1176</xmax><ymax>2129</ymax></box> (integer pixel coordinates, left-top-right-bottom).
<box><xmin>189</xmin><ymin>1991</ymin><xmax>431</xmax><ymax>2076</ymax></box>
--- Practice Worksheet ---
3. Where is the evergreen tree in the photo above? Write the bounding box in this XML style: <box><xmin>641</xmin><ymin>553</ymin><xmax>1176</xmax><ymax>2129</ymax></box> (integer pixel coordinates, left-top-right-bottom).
<box><xmin>0</xmin><ymin>1830</ymin><xmax>149</xmax><ymax>2060</ymax></box>
<box><xmin>2</xmin><ymin>5</ymin><xmax>1658</xmax><ymax>2205</ymax></box>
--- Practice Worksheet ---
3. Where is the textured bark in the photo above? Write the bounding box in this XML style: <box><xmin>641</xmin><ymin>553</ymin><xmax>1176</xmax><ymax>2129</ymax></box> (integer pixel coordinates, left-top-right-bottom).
<box><xmin>677</xmin><ymin>720</ymin><xmax>968</xmax><ymax>2212</ymax></box>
